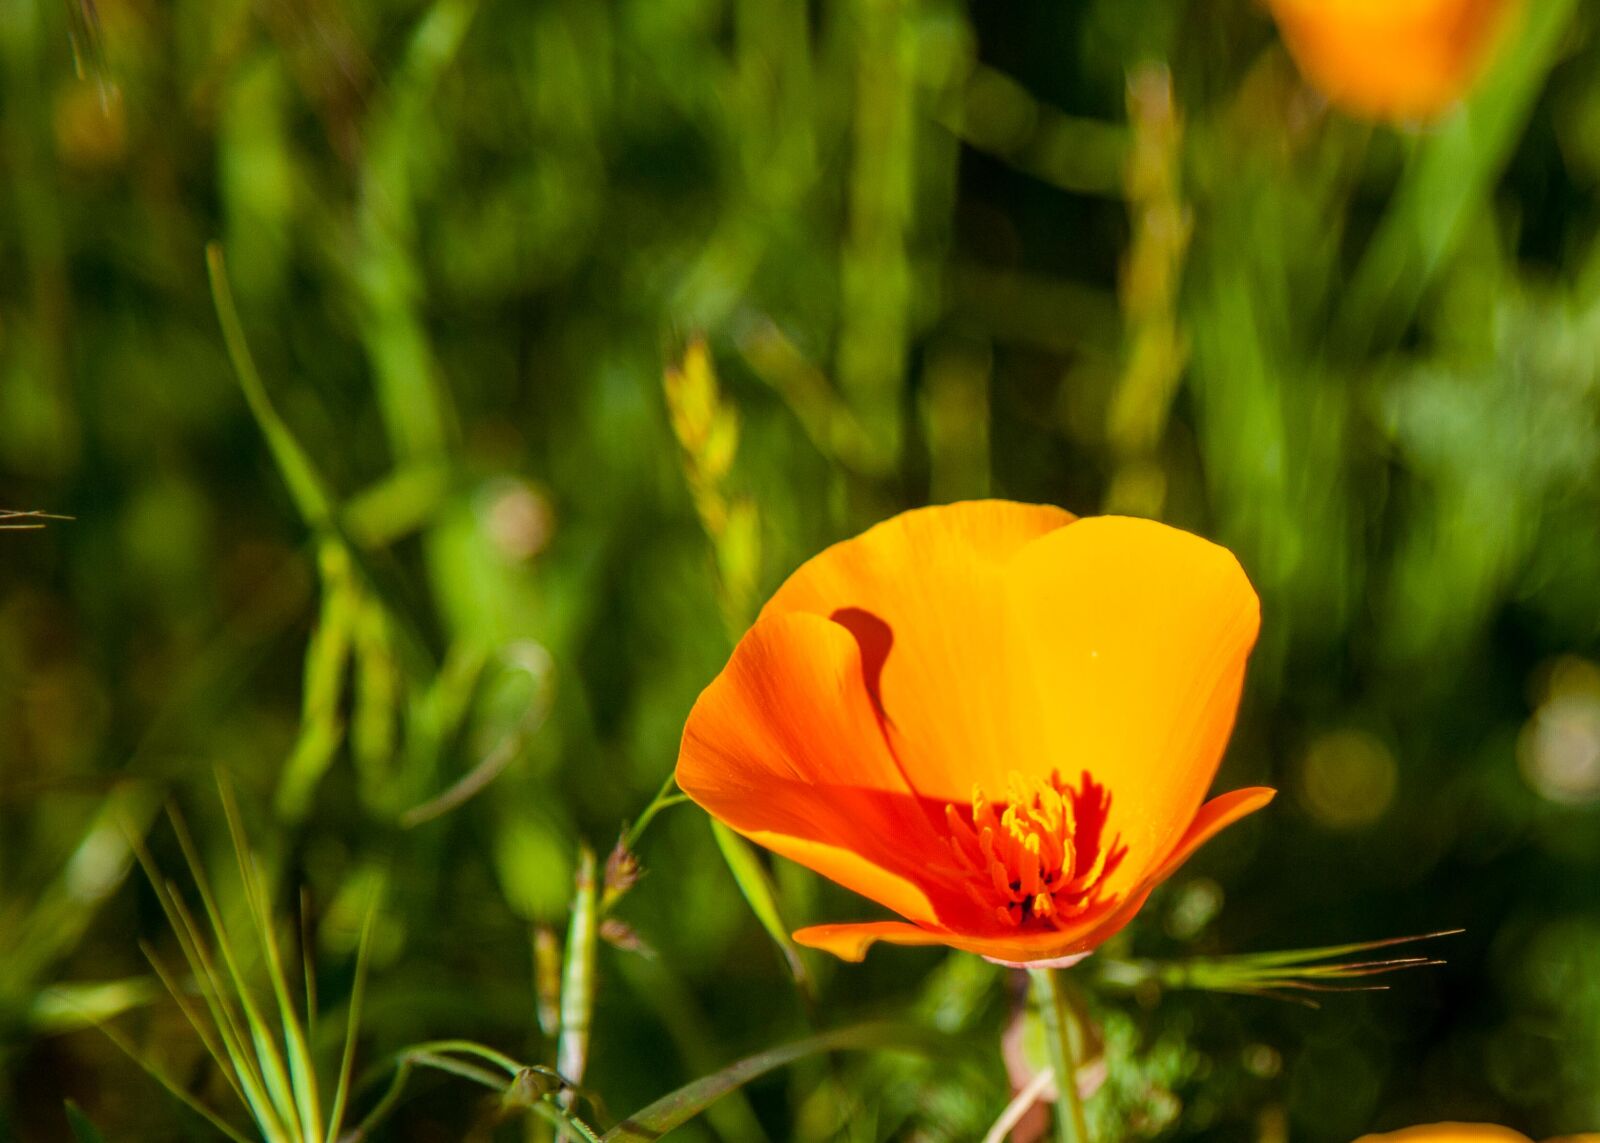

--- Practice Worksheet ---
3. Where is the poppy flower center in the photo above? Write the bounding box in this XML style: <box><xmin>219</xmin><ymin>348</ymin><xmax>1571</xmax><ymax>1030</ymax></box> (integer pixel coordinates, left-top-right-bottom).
<box><xmin>942</xmin><ymin>770</ymin><xmax>1120</xmax><ymax>930</ymax></box>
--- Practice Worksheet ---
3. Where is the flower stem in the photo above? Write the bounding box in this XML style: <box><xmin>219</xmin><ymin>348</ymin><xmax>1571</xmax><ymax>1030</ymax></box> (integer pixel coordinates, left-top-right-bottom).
<box><xmin>1029</xmin><ymin>967</ymin><xmax>1091</xmax><ymax>1143</ymax></box>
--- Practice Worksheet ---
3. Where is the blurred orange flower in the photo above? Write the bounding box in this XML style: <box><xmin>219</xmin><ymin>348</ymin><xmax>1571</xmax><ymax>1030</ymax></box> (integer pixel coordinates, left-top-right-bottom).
<box><xmin>676</xmin><ymin>502</ymin><xmax>1273</xmax><ymax>965</ymax></box>
<box><xmin>1356</xmin><ymin>1127</ymin><xmax>1598</xmax><ymax>1143</ymax></box>
<box><xmin>1265</xmin><ymin>0</ymin><xmax>1522</xmax><ymax>122</ymax></box>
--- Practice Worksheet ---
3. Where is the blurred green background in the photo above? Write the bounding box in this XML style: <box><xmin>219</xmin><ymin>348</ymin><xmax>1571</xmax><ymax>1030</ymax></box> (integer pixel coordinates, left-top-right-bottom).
<box><xmin>4</xmin><ymin>0</ymin><xmax>1600</xmax><ymax>1139</ymax></box>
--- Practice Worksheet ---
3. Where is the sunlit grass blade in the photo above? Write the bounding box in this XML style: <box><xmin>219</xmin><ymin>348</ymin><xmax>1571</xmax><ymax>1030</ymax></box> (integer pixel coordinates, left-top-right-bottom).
<box><xmin>119</xmin><ymin>793</ymin><xmax>391</xmax><ymax>1141</ymax></box>
<box><xmin>28</xmin><ymin>978</ymin><xmax>161</xmax><ymax>1036</ymax></box>
<box><xmin>164</xmin><ymin>876</ymin><xmax>294</xmax><ymax>1134</ymax></box>
<box><xmin>710</xmin><ymin>820</ymin><xmax>809</xmax><ymax>989</ymax></box>
<box><xmin>126</xmin><ymin>825</ymin><xmax>284</xmax><ymax>1135</ymax></box>
<box><xmin>600</xmin><ymin>1023</ymin><xmax>946</xmax><ymax>1143</ymax></box>
<box><xmin>218</xmin><ymin>779</ymin><xmax>322</xmax><ymax>1141</ymax></box>
<box><xmin>325</xmin><ymin>873</ymin><xmax>383</xmax><ymax>1143</ymax></box>
<box><xmin>166</xmin><ymin>806</ymin><xmax>303</xmax><ymax>1138</ymax></box>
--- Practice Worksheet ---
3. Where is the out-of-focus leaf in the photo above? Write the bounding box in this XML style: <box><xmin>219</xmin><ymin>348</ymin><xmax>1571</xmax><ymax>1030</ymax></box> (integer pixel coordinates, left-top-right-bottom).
<box><xmin>402</xmin><ymin>640</ymin><xmax>553</xmax><ymax>827</ymax></box>
<box><xmin>6</xmin><ymin>785</ymin><xmax>160</xmax><ymax>996</ymax></box>
<box><xmin>1334</xmin><ymin>0</ymin><xmax>1581</xmax><ymax>355</ymax></box>
<box><xmin>30</xmin><ymin>978</ymin><xmax>160</xmax><ymax>1035</ymax></box>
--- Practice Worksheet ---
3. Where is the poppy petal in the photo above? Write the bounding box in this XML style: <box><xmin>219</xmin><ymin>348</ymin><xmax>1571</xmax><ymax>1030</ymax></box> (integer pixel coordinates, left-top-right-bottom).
<box><xmin>791</xmin><ymin>789</ymin><xmax>1273</xmax><ymax>964</ymax></box>
<box><xmin>1002</xmin><ymin>516</ymin><xmax>1260</xmax><ymax>894</ymax></box>
<box><xmin>792</xmin><ymin>921</ymin><xmax>955</xmax><ymax>962</ymax></box>
<box><xmin>1147</xmin><ymin>787</ymin><xmax>1276</xmax><ymax>884</ymax></box>
<box><xmin>1355</xmin><ymin>1128</ymin><xmax>1534</xmax><ymax>1143</ymax></box>
<box><xmin>763</xmin><ymin>500</ymin><xmax>1075</xmax><ymax>801</ymax></box>
<box><xmin>743</xmin><ymin>831</ymin><xmax>940</xmax><ymax>929</ymax></box>
<box><xmin>792</xmin><ymin>884</ymin><xmax>1150</xmax><ymax>965</ymax></box>
<box><xmin>677</xmin><ymin>610</ymin><xmax>948</xmax><ymax>925</ymax></box>
<box><xmin>1268</xmin><ymin>0</ymin><xmax>1521</xmax><ymax>122</ymax></box>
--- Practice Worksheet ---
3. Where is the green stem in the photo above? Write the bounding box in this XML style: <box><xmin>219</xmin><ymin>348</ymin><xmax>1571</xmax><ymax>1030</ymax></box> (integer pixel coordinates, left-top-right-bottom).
<box><xmin>1029</xmin><ymin>968</ymin><xmax>1091</xmax><ymax>1143</ymax></box>
<box><xmin>624</xmin><ymin>774</ymin><xmax>686</xmax><ymax>850</ymax></box>
<box><xmin>557</xmin><ymin>847</ymin><xmax>598</xmax><ymax>1108</ymax></box>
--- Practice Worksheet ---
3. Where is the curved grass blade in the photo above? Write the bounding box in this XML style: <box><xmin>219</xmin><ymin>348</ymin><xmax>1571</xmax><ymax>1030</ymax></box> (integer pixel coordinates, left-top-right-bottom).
<box><xmin>710</xmin><ymin>820</ymin><xmax>808</xmax><ymax>989</ymax></box>
<box><xmin>601</xmin><ymin>1023</ymin><xmax>945</xmax><ymax>1143</ymax></box>
<box><xmin>400</xmin><ymin>641</ymin><xmax>553</xmax><ymax>827</ymax></box>
<box><xmin>346</xmin><ymin>1041</ymin><xmax>603</xmax><ymax>1142</ymax></box>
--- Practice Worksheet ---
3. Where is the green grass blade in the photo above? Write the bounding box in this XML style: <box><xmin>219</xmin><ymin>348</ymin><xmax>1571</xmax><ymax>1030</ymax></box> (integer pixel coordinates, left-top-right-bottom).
<box><xmin>86</xmin><ymin>1012</ymin><xmax>255</xmax><ymax>1143</ymax></box>
<box><xmin>1332</xmin><ymin>0</ymin><xmax>1579</xmax><ymax>356</ymax></box>
<box><xmin>140</xmin><ymin>943</ymin><xmax>250</xmax><ymax>1111</ymax></box>
<box><xmin>207</xmin><ymin>243</ymin><xmax>335</xmax><ymax>530</ymax></box>
<box><xmin>397</xmin><ymin>1040</ymin><xmax>523</xmax><ymax>1076</ymax></box>
<box><xmin>601</xmin><ymin>1024</ymin><xmax>944</xmax><ymax>1142</ymax></box>
<box><xmin>325</xmin><ymin>874</ymin><xmax>384</xmax><ymax>1142</ymax></box>
<box><xmin>218</xmin><ymin>780</ymin><xmax>322</xmax><ymax>1142</ymax></box>
<box><xmin>164</xmin><ymin>891</ymin><xmax>290</xmax><ymax>1136</ymax></box>
<box><xmin>28</xmin><ymin>978</ymin><xmax>161</xmax><ymax>1036</ymax></box>
<box><xmin>710</xmin><ymin>820</ymin><xmax>808</xmax><ymax>988</ymax></box>
<box><xmin>168</xmin><ymin>809</ymin><xmax>303</xmax><ymax>1139</ymax></box>
<box><xmin>613</xmin><ymin>952</ymin><xmax>774</xmax><ymax>1143</ymax></box>
<box><xmin>127</xmin><ymin>824</ymin><xmax>282</xmax><ymax>1133</ymax></box>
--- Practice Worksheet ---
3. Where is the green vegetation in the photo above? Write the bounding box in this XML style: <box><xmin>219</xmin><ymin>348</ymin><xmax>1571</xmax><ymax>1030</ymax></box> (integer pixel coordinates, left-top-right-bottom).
<box><xmin>3</xmin><ymin>0</ymin><xmax>1599</xmax><ymax>1138</ymax></box>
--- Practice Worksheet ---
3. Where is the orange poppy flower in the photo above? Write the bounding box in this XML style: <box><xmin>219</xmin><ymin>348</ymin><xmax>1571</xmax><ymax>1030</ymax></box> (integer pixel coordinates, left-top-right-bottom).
<box><xmin>676</xmin><ymin>502</ymin><xmax>1273</xmax><ymax>965</ymax></box>
<box><xmin>1265</xmin><ymin>0</ymin><xmax>1522</xmax><ymax>122</ymax></box>
<box><xmin>1356</xmin><ymin>1128</ymin><xmax>1599</xmax><ymax>1143</ymax></box>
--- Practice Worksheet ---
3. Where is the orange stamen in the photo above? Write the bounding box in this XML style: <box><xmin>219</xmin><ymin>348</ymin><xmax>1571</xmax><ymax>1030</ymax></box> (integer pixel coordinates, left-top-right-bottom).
<box><xmin>943</xmin><ymin>770</ymin><xmax>1120</xmax><ymax>931</ymax></box>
